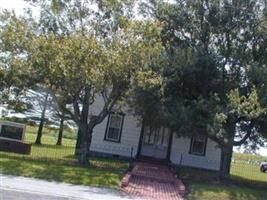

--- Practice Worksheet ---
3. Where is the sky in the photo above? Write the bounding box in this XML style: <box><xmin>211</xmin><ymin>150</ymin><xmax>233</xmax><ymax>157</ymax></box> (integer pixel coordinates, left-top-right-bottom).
<box><xmin>1</xmin><ymin>0</ymin><xmax>267</xmax><ymax>157</ymax></box>
<box><xmin>0</xmin><ymin>0</ymin><xmax>32</xmax><ymax>14</ymax></box>
<box><xmin>260</xmin><ymin>147</ymin><xmax>267</xmax><ymax>157</ymax></box>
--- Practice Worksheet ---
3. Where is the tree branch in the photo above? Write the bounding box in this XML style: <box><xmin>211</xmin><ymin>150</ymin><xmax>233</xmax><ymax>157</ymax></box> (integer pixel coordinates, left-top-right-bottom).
<box><xmin>89</xmin><ymin>85</ymin><xmax>122</xmax><ymax>128</ymax></box>
<box><xmin>206</xmin><ymin>133</ymin><xmax>226</xmax><ymax>147</ymax></box>
<box><xmin>60</xmin><ymin>106</ymin><xmax>81</xmax><ymax>128</ymax></box>
<box><xmin>233</xmin><ymin>121</ymin><xmax>254</xmax><ymax>146</ymax></box>
<box><xmin>50</xmin><ymin>91</ymin><xmax>81</xmax><ymax>127</ymax></box>
<box><xmin>72</xmin><ymin>97</ymin><xmax>81</xmax><ymax>119</ymax></box>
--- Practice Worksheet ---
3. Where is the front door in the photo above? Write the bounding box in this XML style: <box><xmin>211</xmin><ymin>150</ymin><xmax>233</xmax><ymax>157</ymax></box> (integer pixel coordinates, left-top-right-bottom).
<box><xmin>140</xmin><ymin>127</ymin><xmax>170</xmax><ymax>159</ymax></box>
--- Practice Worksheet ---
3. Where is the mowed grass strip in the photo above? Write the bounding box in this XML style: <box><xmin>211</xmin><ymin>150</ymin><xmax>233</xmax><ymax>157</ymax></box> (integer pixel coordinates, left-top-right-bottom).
<box><xmin>186</xmin><ymin>183</ymin><xmax>267</xmax><ymax>200</ymax></box>
<box><xmin>0</xmin><ymin>157</ymin><xmax>124</xmax><ymax>188</ymax></box>
<box><xmin>0</xmin><ymin>128</ymin><xmax>129</xmax><ymax>188</ymax></box>
<box><xmin>231</xmin><ymin>162</ymin><xmax>267</xmax><ymax>185</ymax></box>
<box><xmin>26</xmin><ymin>125</ymin><xmax>77</xmax><ymax>140</ymax></box>
<box><xmin>233</xmin><ymin>153</ymin><xmax>267</xmax><ymax>162</ymax></box>
<box><xmin>177</xmin><ymin>156</ymin><xmax>267</xmax><ymax>200</ymax></box>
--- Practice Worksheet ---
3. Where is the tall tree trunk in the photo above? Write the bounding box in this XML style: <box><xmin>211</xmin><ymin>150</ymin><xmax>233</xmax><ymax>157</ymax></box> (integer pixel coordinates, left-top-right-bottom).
<box><xmin>219</xmin><ymin>144</ymin><xmax>233</xmax><ymax>179</ymax></box>
<box><xmin>76</xmin><ymin>86</ymin><xmax>90</xmax><ymax>165</ymax></box>
<box><xmin>75</xmin><ymin>128</ymin><xmax>82</xmax><ymax>155</ymax></box>
<box><xmin>77</xmin><ymin>124</ymin><xmax>91</xmax><ymax>166</ymax></box>
<box><xmin>56</xmin><ymin>115</ymin><xmax>64</xmax><ymax>146</ymax></box>
<box><xmin>219</xmin><ymin>122</ymin><xmax>235</xmax><ymax>180</ymax></box>
<box><xmin>35</xmin><ymin>92</ymin><xmax>49</xmax><ymax>145</ymax></box>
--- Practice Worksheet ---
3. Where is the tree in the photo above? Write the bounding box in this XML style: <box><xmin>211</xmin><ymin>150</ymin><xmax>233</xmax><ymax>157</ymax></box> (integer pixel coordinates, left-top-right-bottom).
<box><xmin>56</xmin><ymin>113</ymin><xmax>65</xmax><ymax>146</ymax></box>
<box><xmin>52</xmin><ymin>105</ymin><xmax>69</xmax><ymax>146</ymax></box>
<box><xmin>135</xmin><ymin>0</ymin><xmax>267</xmax><ymax>179</ymax></box>
<box><xmin>0</xmin><ymin>0</ymin><xmax>164</xmax><ymax>165</ymax></box>
<box><xmin>33</xmin><ymin>91</ymin><xmax>50</xmax><ymax>144</ymax></box>
<box><xmin>0</xmin><ymin>9</ymin><xmax>42</xmax><ymax>112</ymax></box>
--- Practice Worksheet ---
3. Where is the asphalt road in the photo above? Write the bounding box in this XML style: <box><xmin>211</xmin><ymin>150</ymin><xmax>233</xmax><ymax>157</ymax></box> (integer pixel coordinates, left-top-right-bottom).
<box><xmin>0</xmin><ymin>189</ymin><xmax>81</xmax><ymax>200</ymax></box>
<box><xmin>0</xmin><ymin>174</ymin><xmax>140</xmax><ymax>200</ymax></box>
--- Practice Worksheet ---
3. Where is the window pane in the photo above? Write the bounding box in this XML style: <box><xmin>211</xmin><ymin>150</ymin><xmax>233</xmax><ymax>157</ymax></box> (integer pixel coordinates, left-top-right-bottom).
<box><xmin>144</xmin><ymin>127</ymin><xmax>156</xmax><ymax>145</ymax></box>
<box><xmin>108</xmin><ymin>127</ymin><xmax>120</xmax><ymax>140</ymax></box>
<box><xmin>144</xmin><ymin>127</ymin><xmax>151</xmax><ymax>144</ymax></box>
<box><xmin>109</xmin><ymin>115</ymin><xmax>122</xmax><ymax>128</ymax></box>
<box><xmin>105</xmin><ymin>113</ymin><xmax>123</xmax><ymax>142</ymax></box>
<box><xmin>194</xmin><ymin>135</ymin><xmax>206</xmax><ymax>142</ymax></box>
<box><xmin>191</xmin><ymin>135</ymin><xmax>206</xmax><ymax>155</ymax></box>
<box><xmin>192</xmin><ymin>141</ymin><xmax>204</xmax><ymax>154</ymax></box>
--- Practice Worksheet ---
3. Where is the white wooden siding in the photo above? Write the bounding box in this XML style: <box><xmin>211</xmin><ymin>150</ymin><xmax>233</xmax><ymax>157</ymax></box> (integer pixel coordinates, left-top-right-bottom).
<box><xmin>89</xmin><ymin>95</ymin><xmax>142</xmax><ymax>157</ymax></box>
<box><xmin>170</xmin><ymin>136</ymin><xmax>221</xmax><ymax>170</ymax></box>
<box><xmin>89</xmin><ymin>95</ymin><xmax>221</xmax><ymax>169</ymax></box>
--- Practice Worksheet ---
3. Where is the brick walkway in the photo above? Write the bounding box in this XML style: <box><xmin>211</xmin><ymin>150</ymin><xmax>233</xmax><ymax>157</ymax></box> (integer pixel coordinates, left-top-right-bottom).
<box><xmin>121</xmin><ymin>163</ymin><xmax>185</xmax><ymax>200</ymax></box>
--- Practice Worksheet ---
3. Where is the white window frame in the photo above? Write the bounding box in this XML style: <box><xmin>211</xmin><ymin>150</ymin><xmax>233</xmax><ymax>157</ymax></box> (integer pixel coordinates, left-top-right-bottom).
<box><xmin>104</xmin><ymin>113</ymin><xmax>124</xmax><ymax>142</ymax></box>
<box><xmin>189</xmin><ymin>135</ymin><xmax>207</xmax><ymax>156</ymax></box>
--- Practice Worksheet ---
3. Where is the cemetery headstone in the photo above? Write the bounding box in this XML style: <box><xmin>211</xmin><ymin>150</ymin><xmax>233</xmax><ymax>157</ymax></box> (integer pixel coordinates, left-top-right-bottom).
<box><xmin>0</xmin><ymin>121</ymin><xmax>31</xmax><ymax>154</ymax></box>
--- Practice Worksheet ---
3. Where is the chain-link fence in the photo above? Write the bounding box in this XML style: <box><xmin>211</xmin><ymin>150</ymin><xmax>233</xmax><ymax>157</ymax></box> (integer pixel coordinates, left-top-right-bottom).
<box><xmin>231</xmin><ymin>155</ymin><xmax>267</xmax><ymax>188</ymax></box>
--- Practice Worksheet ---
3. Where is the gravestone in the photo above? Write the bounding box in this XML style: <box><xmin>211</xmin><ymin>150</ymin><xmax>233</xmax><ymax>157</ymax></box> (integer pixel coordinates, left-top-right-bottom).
<box><xmin>0</xmin><ymin>121</ymin><xmax>31</xmax><ymax>154</ymax></box>
<box><xmin>0</xmin><ymin>121</ymin><xmax>26</xmax><ymax>141</ymax></box>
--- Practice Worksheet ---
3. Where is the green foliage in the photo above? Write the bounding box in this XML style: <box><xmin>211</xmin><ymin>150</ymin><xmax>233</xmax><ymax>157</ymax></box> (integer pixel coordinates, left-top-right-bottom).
<box><xmin>129</xmin><ymin>0</ymin><xmax>267</xmax><ymax>177</ymax></box>
<box><xmin>227</xmin><ymin>88</ymin><xmax>265</xmax><ymax>120</ymax></box>
<box><xmin>0</xmin><ymin>11</ymin><xmax>37</xmax><ymax>106</ymax></box>
<box><xmin>0</xmin><ymin>0</ymin><xmax>166</xmax><ymax>164</ymax></box>
<box><xmin>134</xmin><ymin>0</ymin><xmax>267</xmax><ymax>151</ymax></box>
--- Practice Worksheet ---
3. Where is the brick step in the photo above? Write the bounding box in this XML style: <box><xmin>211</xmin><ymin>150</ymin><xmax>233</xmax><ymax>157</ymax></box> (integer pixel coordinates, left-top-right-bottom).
<box><xmin>121</xmin><ymin>176</ymin><xmax>183</xmax><ymax>200</ymax></box>
<box><xmin>136</xmin><ymin>156</ymin><xmax>169</xmax><ymax>165</ymax></box>
<box><xmin>121</xmin><ymin>162</ymin><xmax>186</xmax><ymax>199</ymax></box>
<box><xmin>131</xmin><ymin>172</ymin><xmax>177</xmax><ymax>184</ymax></box>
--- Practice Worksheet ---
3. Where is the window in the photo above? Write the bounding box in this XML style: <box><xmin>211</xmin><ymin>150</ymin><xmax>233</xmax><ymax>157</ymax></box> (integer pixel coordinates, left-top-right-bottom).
<box><xmin>189</xmin><ymin>135</ymin><xmax>207</xmax><ymax>156</ymax></box>
<box><xmin>143</xmin><ymin>127</ymin><xmax>170</xmax><ymax>146</ymax></box>
<box><xmin>143</xmin><ymin>127</ymin><xmax>155</xmax><ymax>145</ymax></box>
<box><xmin>104</xmin><ymin>113</ymin><xmax>124</xmax><ymax>142</ymax></box>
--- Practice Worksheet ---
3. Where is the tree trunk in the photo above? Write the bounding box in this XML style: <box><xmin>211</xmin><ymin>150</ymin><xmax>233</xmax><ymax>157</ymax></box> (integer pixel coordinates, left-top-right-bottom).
<box><xmin>77</xmin><ymin>125</ymin><xmax>90</xmax><ymax>166</ymax></box>
<box><xmin>219</xmin><ymin>122</ymin><xmax>235</xmax><ymax>180</ymax></box>
<box><xmin>35</xmin><ymin>92</ymin><xmax>49</xmax><ymax>145</ymax></box>
<box><xmin>75</xmin><ymin>128</ymin><xmax>82</xmax><ymax>155</ymax></box>
<box><xmin>75</xmin><ymin>86</ymin><xmax>91</xmax><ymax>165</ymax></box>
<box><xmin>78</xmin><ymin>139</ymin><xmax>89</xmax><ymax>165</ymax></box>
<box><xmin>219</xmin><ymin>144</ymin><xmax>233</xmax><ymax>180</ymax></box>
<box><xmin>56</xmin><ymin>115</ymin><xmax>64</xmax><ymax>146</ymax></box>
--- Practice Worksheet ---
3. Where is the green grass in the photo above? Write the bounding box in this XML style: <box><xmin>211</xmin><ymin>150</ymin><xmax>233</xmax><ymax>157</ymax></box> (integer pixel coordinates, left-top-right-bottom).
<box><xmin>176</xmin><ymin>153</ymin><xmax>267</xmax><ymax>188</ymax></box>
<box><xmin>177</xmin><ymin>153</ymin><xmax>267</xmax><ymax>200</ymax></box>
<box><xmin>186</xmin><ymin>183</ymin><xmax>267</xmax><ymax>200</ymax></box>
<box><xmin>0</xmin><ymin>156</ymin><xmax>125</xmax><ymax>188</ymax></box>
<box><xmin>24</xmin><ymin>132</ymin><xmax>76</xmax><ymax>161</ymax></box>
<box><xmin>26</xmin><ymin>125</ymin><xmax>77</xmax><ymax>140</ymax></box>
<box><xmin>233</xmin><ymin>152</ymin><xmax>267</xmax><ymax>162</ymax></box>
<box><xmin>230</xmin><ymin>153</ymin><xmax>267</xmax><ymax>187</ymax></box>
<box><xmin>178</xmin><ymin>166</ymin><xmax>267</xmax><ymax>200</ymax></box>
<box><xmin>231</xmin><ymin>162</ymin><xmax>267</xmax><ymax>186</ymax></box>
<box><xmin>0</xmin><ymin>128</ymin><xmax>129</xmax><ymax>188</ymax></box>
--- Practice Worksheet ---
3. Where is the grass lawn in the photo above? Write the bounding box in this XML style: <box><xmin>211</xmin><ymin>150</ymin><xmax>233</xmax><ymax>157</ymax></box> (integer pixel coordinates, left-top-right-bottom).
<box><xmin>26</xmin><ymin>125</ymin><xmax>77</xmax><ymax>140</ymax></box>
<box><xmin>233</xmin><ymin>152</ymin><xmax>267</xmax><ymax>162</ymax></box>
<box><xmin>0</xmin><ymin>128</ymin><xmax>129</xmax><ymax>189</ymax></box>
<box><xmin>186</xmin><ymin>183</ymin><xmax>267</xmax><ymax>200</ymax></box>
<box><xmin>231</xmin><ymin>153</ymin><xmax>267</xmax><ymax>187</ymax></box>
<box><xmin>177</xmin><ymin>156</ymin><xmax>267</xmax><ymax>200</ymax></box>
<box><xmin>231</xmin><ymin>162</ymin><xmax>267</xmax><ymax>186</ymax></box>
